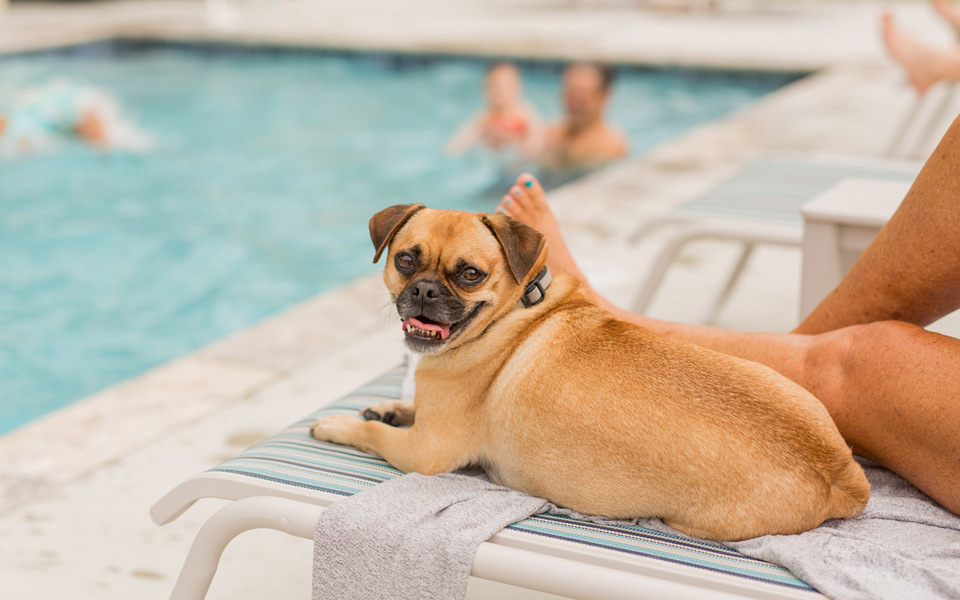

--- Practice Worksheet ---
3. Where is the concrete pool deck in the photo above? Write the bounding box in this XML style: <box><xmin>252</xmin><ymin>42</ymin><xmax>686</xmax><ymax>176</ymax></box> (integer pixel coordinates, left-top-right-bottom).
<box><xmin>3</xmin><ymin>1</ymin><xmax>960</xmax><ymax>598</ymax></box>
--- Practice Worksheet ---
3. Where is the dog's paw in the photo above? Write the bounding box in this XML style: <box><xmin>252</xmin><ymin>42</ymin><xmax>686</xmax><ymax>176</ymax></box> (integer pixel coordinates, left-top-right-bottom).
<box><xmin>360</xmin><ymin>400</ymin><xmax>415</xmax><ymax>426</ymax></box>
<box><xmin>310</xmin><ymin>414</ymin><xmax>362</xmax><ymax>444</ymax></box>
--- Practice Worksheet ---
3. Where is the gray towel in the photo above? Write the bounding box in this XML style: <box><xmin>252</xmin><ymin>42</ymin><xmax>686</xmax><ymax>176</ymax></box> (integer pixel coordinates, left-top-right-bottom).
<box><xmin>551</xmin><ymin>457</ymin><xmax>960</xmax><ymax>599</ymax></box>
<box><xmin>312</xmin><ymin>471</ymin><xmax>548</xmax><ymax>600</ymax></box>
<box><xmin>313</xmin><ymin>458</ymin><xmax>960</xmax><ymax>600</ymax></box>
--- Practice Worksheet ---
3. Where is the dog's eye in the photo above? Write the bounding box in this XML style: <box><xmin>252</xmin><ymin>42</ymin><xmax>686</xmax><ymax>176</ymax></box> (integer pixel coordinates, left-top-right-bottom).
<box><xmin>459</xmin><ymin>267</ymin><xmax>484</xmax><ymax>284</ymax></box>
<box><xmin>395</xmin><ymin>252</ymin><xmax>416</xmax><ymax>274</ymax></box>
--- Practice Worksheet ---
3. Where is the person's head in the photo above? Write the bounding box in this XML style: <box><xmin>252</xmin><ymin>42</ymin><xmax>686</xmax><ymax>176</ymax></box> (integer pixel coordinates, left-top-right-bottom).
<box><xmin>0</xmin><ymin>115</ymin><xmax>6</xmax><ymax>138</ymax></box>
<box><xmin>485</xmin><ymin>62</ymin><xmax>523</xmax><ymax>111</ymax></box>
<box><xmin>561</xmin><ymin>62</ymin><xmax>615</xmax><ymax>131</ymax></box>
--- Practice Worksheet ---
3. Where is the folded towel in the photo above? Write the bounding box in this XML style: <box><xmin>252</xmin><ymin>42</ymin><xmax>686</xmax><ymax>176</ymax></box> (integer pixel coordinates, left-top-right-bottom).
<box><xmin>312</xmin><ymin>470</ymin><xmax>548</xmax><ymax>600</ymax></box>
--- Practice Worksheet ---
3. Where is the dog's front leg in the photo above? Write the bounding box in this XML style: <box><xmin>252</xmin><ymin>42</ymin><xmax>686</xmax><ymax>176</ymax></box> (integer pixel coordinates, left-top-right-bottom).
<box><xmin>310</xmin><ymin>416</ymin><xmax>460</xmax><ymax>475</ymax></box>
<box><xmin>361</xmin><ymin>400</ymin><xmax>415</xmax><ymax>426</ymax></box>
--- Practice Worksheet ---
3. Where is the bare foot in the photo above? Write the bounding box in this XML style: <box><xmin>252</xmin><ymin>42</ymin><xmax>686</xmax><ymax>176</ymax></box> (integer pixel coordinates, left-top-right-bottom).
<box><xmin>933</xmin><ymin>0</ymin><xmax>960</xmax><ymax>39</ymax></box>
<box><xmin>495</xmin><ymin>173</ymin><xmax>584</xmax><ymax>281</ymax></box>
<box><xmin>494</xmin><ymin>173</ymin><xmax>628</xmax><ymax>314</ymax></box>
<box><xmin>882</xmin><ymin>12</ymin><xmax>956</xmax><ymax>94</ymax></box>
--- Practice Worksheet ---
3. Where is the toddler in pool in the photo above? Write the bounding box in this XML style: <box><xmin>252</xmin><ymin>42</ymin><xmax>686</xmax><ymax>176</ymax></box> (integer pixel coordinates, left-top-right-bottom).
<box><xmin>446</xmin><ymin>62</ymin><xmax>542</xmax><ymax>157</ymax></box>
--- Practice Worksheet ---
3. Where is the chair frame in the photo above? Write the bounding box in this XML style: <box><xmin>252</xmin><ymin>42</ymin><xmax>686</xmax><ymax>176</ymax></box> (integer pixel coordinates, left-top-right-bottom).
<box><xmin>164</xmin><ymin>495</ymin><xmax>811</xmax><ymax>600</ymax></box>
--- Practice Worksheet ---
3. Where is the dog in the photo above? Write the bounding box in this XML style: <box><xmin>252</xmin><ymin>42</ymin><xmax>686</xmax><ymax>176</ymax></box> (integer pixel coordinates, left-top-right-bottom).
<box><xmin>310</xmin><ymin>204</ymin><xmax>870</xmax><ymax>541</ymax></box>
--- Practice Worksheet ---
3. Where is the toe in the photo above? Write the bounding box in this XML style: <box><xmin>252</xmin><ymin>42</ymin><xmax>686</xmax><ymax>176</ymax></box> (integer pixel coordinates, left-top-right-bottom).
<box><xmin>501</xmin><ymin>194</ymin><xmax>523</xmax><ymax>220</ymax></box>
<box><xmin>496</xmin><ymin>194</ymin><xmax>512</xmax><ymax>216</ymax></box>
<box><xmin>516</xmin><ymin>172</ymin><xmax>540</xmax><ymax>191</ymax></box>
<box><xmin>520</xmin><ymin>173</ymin><xmax>545</xmax><ymax>199</ymax></box>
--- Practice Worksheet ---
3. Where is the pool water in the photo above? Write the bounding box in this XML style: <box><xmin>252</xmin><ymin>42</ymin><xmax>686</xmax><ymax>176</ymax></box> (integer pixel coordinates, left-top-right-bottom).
<box><xmin>0</xmin><ymin>42</ymin><xmax>800</xmax><ymax>433</ymax></box>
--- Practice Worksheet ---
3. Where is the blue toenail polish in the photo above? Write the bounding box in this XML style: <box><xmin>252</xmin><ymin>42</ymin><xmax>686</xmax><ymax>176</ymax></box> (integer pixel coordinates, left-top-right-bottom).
<box><xmin>505</xmin><ymin>198</ymin><xmax>513</xmax><ymax>206</ymax></box>
<box><xmin>524</xmin><ymin>179</ymin><xmax>533</xmax><ymax>188</ymax></box>
<box><xmin>513</xmin><ymin>188</ymin><xmax>521</xmax><ymax>196</ymax></box>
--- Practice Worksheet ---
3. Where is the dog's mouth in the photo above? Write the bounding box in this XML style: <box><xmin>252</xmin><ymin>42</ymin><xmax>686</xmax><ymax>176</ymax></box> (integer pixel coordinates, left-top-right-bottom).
<box><xmin>401</xmin><ymin>303</ymin><xmax>485</xmax><ymax>350</ymax></box>
<box><xmin>402</xmin><ymin>316</ymin><xmax>451</xmax><ymax>341</ymax></box>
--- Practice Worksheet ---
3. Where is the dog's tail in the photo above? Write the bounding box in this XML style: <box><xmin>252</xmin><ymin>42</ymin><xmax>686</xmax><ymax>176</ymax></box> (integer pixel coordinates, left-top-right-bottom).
<box><xmin>824</xmin><ymin>457</ymin><xmax>870</xmax><ymax>519</ymax></box>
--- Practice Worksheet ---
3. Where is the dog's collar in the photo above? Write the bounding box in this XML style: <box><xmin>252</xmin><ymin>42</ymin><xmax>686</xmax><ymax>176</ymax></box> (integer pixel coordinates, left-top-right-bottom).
<box><xmin>517</xmin><ymin>267</ymin><xmax>552</xmax><ymax>308</ymax></box>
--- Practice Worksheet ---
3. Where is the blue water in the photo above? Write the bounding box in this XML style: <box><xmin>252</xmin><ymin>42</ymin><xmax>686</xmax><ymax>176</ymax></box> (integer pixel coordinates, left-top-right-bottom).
<box><xmin>0</xmin><ymin>42</ymin><xmax>800</xmax><ymax>433</ymax></box>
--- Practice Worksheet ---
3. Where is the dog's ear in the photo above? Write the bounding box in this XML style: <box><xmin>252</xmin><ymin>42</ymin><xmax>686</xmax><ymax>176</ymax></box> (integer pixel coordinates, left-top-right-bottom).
<box><xmin>370</xmin><ymin>204</ymin><xmax>426</xmax><ymax>264</ymax></box>
<box><xmin>481</xmin><ymin>214</ymin><xmax>546</xmax><ymax>285</ymax></box>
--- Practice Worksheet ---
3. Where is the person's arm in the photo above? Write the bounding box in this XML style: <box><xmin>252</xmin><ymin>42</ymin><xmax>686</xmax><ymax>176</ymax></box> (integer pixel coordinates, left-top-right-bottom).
<box><xmin>520</xmin><ymin>103</ymin><xmax>546</xmax><ymax>159</ymax></box>
<box><xmin>445</xmin><ymin>115</ymin><xmax>482</xmax><ymax>156</ymax></box>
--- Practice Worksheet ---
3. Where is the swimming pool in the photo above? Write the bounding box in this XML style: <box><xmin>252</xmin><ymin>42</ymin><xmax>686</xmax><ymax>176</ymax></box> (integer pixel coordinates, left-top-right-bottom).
<box><xmin>0</xmin><ymin>41</ymin><xmax>801</xmax><ymax>433</ymax></box>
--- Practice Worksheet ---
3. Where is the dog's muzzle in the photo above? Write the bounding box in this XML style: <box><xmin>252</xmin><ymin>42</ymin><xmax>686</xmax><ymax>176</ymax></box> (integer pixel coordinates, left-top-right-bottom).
<box><xmin>396</xmin><ymin>278</ymin><xmax>481</xmax><ymax>353</ymax></box>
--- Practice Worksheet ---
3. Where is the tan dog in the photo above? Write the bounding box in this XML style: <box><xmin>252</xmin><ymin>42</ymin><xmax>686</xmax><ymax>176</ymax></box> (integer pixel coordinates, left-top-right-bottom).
<box><xmin>310</xmin><ymin>204</ymin><xmax>870</xmax><ymax>541</ymax></box>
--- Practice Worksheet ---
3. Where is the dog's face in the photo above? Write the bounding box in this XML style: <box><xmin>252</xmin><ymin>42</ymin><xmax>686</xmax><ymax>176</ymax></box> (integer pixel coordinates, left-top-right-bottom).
<box><xmin>369</xmin><ymin>204</ymin><xmax>545</xmax><ymax>354</ymax></box>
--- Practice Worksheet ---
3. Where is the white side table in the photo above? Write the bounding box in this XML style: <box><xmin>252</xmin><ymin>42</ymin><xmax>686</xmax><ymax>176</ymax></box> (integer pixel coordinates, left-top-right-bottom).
<box><xmin>799</xmin><ymin>178</ymin><xmax>912</xmax><ymax>320</ymax></box>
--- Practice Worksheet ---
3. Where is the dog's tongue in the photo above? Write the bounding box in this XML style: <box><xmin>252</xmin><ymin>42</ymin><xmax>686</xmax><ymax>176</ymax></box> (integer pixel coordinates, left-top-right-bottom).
<box><xmin>403</xmin><ymin>317</ymin><xmax>450</xmax><ymax>340</ymax></box>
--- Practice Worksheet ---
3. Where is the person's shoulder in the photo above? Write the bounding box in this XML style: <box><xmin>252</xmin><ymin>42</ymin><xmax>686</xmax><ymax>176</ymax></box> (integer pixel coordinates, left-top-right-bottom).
<box><xmin>603</xmin><ymin>123</ymin><xmax>628</xmax><ymax>156</ymax></box>
<box><xmin>544</xmin><ymin>122</ymin><xmax>564</xmax><ymax>139</ymax></box>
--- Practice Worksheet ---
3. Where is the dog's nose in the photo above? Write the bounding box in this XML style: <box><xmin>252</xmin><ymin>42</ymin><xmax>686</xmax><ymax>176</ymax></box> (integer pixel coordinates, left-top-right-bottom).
<box><xmin>411</xmin><ymin>280</ymin><xmax>443</xmax><ymax>303</ymax></box>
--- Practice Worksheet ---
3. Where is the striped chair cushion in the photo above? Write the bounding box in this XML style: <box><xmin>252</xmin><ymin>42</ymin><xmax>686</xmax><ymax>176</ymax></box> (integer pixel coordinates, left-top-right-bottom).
<box><xmin>678</xmin><ymin>156</ymin><xmax>919</xmax><ymax>224</ymax></box>
<box><xmin>207</xmin><ymin>364</ymin><xmax>820</xmax><ymax>597</ymax></box>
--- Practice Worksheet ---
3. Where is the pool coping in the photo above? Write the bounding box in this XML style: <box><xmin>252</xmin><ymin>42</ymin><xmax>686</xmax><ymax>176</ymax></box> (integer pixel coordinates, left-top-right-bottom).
<box><xmin>0</xmin><ymin>0</ymin><xmax>913</xmax><ymax>72</ymax></box>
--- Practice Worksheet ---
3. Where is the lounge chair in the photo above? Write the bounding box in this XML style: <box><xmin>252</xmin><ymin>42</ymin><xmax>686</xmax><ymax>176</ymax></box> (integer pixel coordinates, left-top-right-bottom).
<box><xmin>627</xmin><ymin>156</ymin><xmax>919</xmax><ymax>324</ymax></box>
<box><xmin>152</xmin><ymin>364</ymin><xmax>822</xmax><ymax>600</ymax></box>
<box><xmin>626</xmin><ymin>83</ymin><xmax>959</xmax><ymax>325</ymax></box>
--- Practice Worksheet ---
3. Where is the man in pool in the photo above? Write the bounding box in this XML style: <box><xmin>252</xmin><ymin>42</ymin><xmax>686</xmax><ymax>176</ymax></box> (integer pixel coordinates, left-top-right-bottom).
<box><xmin>495</xmin><ymin>113</ymin><xmax>960</xmax><ymax>518</ymax></box>
<box><xmin>538</xmin><ymin>62</ymin><xmax>628</xmax><ymax>173</ymax></box>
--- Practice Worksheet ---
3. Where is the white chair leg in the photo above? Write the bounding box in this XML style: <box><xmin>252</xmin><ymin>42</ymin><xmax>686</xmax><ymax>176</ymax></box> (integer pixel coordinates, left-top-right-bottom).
<box><xmin>627</xmin><ymin>214</ymin><xmax>693</xmax><ymax>245</ymax></box>
<box><xmin>630</xmin><ymin>221</ymin><xmax>801</xmax><ymax>318</ymax></box>
<box><xmin>170</xmin><ymin>497</ymin><xmax>323</xmax><ymax>600</ymax></box>
<box><xmin>701</xmin><ymin>242</ymin><xmax>754</xmax><ymax>326</ymax></box>
<box><xmin>630</xmin><ymin>227</ymin><xmax>702</xmax><ymax>314</ymax></box>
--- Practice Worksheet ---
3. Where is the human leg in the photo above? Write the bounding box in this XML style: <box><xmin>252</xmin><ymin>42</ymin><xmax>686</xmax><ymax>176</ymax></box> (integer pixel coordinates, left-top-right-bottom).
<box><xmin>882</xmin><ymin>11</ymin><xmax>960</xmax><ymax>94</ymax></box>
<box><xmin>933</xmin><ymin>0</ymin><xmax>960</xmax><ymax>40</ymax></box>
<box><xmin>797</xmin><ymin>321</ymin><xmax>960</xmax><ymax>514</ymax></box>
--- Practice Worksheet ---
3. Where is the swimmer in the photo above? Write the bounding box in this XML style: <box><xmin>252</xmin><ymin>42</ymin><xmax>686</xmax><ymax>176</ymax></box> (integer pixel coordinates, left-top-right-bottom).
<box><xmin>445</xmin><ymin>62</ymin><xmax>543</xmax><ymax>157</ymax></box>
<box><xmin>538</xmin><ymin>62</ymin><xmax>628</xmax><ymax>173</ymax></box>
<box><xmin>0</xmin><ymin>80</ymin><xmax>150</xmax><ymax>156</ymax></box>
